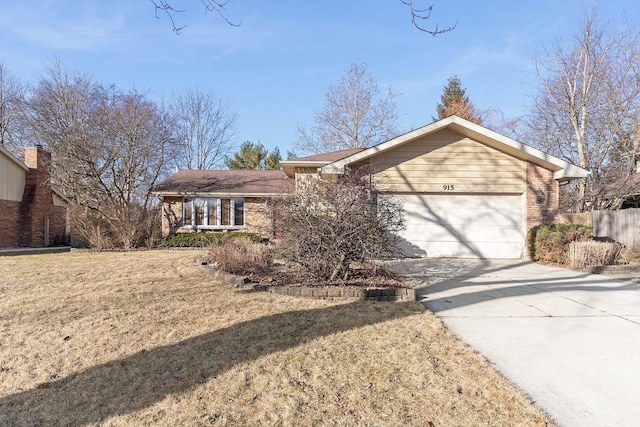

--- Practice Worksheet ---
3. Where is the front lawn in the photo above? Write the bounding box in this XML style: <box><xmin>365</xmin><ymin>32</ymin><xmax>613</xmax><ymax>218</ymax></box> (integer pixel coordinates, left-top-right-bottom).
<box><xmin>0</xmin><ymin>250</ymin><xmax>554</xmax><ymax>426</ymax></box>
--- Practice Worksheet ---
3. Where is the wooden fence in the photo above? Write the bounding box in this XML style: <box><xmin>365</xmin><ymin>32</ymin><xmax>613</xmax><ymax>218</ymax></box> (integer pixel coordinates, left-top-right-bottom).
<box><xmin>560</xmin><ymin>209</ymin><xmax>640</xmax><ymax>252</ymax></box>
<box><xmin>592</xmin><ymin>209</ymin><xmax>640</xmax><ymax>252</ymax></box>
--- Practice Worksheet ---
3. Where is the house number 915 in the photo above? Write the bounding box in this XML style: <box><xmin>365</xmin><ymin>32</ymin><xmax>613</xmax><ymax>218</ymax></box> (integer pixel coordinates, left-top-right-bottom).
<box><xmin>443</xmin><ymin>184</ymin><xmax>455</xmax><ymax>191</ymax></box>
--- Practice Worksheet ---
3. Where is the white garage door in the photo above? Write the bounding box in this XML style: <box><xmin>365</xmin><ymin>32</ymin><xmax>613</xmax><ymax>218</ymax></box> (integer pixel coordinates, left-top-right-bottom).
<box><xmin>397</xmin><ymin>194</ymin><xmax>524</xmax><ymax>259</ymax></box>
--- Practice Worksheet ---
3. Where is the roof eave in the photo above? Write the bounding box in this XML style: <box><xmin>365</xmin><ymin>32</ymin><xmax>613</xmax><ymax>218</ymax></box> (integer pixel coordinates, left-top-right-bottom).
<box><xmin>554</xmin><ymin>166</ymin><xmax>591</xmax><ymax>181</ymax></box>
<box><xmin>152</xmin><ymin>191</ymin><xmax>292</xmax><ymax>198</ymax></box>
<box><xmin>320</xmin><ymin>115</ymin><xmax>590</xmax><ymax>180</ymax></box>
<box><xmin>281</xmin><ymin>160</ymin><xmax>327</xmax><ymax>177</ymax></box>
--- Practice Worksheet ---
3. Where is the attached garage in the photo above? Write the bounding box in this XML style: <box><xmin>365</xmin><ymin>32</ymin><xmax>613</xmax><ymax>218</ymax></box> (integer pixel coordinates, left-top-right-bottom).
<box><xmin>317</xmin><ymin>116</ymin><xmax>590</xmax><ymax>259</ymax></box>
<box><xmin>397</xmin><ymin>193</ymin><xmax>524</xmax><ymax>258</ymax></box>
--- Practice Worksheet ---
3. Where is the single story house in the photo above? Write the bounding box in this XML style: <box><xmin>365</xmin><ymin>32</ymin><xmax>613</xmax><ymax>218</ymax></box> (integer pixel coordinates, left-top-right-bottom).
<box><xmin>153</xmin><ymin>116</ymin><xmax>589</xmax><ymax>259</ymax></box>
<box><xmin>153</xmin><ymin>169</ymin><xmax>295</xmax><ymax>239</ymax></box>
<box><xmin>0</xmin><ymin>145</ymin><xmax>68</xmax><ymax>248</ymax></box>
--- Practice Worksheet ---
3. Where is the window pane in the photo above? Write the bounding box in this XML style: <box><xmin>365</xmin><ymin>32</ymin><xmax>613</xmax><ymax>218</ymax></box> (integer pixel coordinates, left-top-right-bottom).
<box><xmin>207</xmin><ymin>198</ymin><xmax>218</xmax><ymax>226</ymax></box>
<box><xmin>183</xmin><ymin>198</ymin><xmax>192</xmax><ymax>226</ymax></box>
<box><xmin>234</xmin><ymin>199</ymin><xmax>244</xmax><ymax>226</ymax></box>
<box><xmin>221</xmin><ymin>199</ymin><xmax>231</xmax><ymax>226</ymax></box>
<box><xmin>194</xmin><ymin>198</ymin><xmax>205</xmax><ymax>226</ymax></box>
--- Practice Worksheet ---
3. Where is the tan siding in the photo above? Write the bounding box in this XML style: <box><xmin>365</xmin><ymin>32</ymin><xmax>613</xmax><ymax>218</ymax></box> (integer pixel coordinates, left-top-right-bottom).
<box><xmin>0</xmin><ymin>152</ymin><xmax>26</xmax><ymax>201</ymax></box>
<box><xmin>294</xmin><ymin>169</ymin><xmax>321</xmax><ymax>191</ymax></box>
<box><xmin>52</xmin><ymin>193</ymin><xmax>67</xmax><ymax>207</ymax></box>
<box><xmin>371</xmin><ymin>128</ymin><xmax>525</xmax><ymax>193</ymax></box>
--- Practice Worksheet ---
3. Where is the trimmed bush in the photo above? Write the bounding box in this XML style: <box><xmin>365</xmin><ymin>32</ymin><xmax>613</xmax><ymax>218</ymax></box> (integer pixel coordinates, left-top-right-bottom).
<box><xmin>568</xmin><ymin>241</ymin><xmax>623</xmax><ymax>270</ymax></box>
<box><xmin>159</xmin><ymin>232</ymin><xmax>264</xmax><ymax>248</ymax></box>
<box><xmin>209</xmin><ymin>238</ymin><xmax>272</xmax><ymax>275</ymax></box>
<box><xmin>527</xmin><ymin>224</ymin><xmax>592</xmax><ymax>265</ymax></box>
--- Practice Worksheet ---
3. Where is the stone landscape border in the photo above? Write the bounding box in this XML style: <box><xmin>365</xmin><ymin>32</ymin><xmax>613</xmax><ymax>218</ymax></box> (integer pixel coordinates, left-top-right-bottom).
<box><xmin>253</xmin><ymin>283</ymin><xmax>415</xmax><ymax>301</ymax></box>
<box><xmin>199</xmin><ymin>260</ymin><xmax>415</xmax><ymax>301</ymax></box>
<box><xmin>586</xmin><ymin>264</ymin><xmax>640</xmax><ymax>274</ymax></box>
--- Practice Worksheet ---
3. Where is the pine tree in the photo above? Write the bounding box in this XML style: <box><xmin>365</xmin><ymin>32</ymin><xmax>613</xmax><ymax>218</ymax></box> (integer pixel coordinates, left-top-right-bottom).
<box><xmin>225</xmin><ymin>141</ymin><xmax>282</xmax><ymax>170</ymax></box>
<box><xmin>435</xmin><ymin>76</ymin><xmax>482</xmax><ymax>124</ymax></box>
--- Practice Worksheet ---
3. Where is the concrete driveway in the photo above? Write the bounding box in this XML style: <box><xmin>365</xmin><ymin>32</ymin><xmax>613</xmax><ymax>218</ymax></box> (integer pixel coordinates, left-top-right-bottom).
<box><xmin>390</xmin><ymin>258</ymin><xmax>640</xmax><ymax>427</ymax></box>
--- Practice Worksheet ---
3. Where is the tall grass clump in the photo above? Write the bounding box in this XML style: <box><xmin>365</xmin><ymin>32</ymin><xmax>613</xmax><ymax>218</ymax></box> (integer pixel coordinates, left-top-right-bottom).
<box><xmin>568</xmin><ymin>241</ymin><xmax>623</xmax><ymax>270</ymax></box>
<box><xmin>209</xmin><ymin>238</ymin><xmax>272</xmax><ymax>275</ymax></box>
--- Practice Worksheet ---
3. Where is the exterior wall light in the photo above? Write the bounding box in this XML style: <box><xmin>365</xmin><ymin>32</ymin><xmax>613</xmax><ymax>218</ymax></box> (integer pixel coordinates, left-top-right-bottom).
<box><xmin>536</xmin><ymin>189</ymin><xmax>546</xmax><ymax>204</ymax></box>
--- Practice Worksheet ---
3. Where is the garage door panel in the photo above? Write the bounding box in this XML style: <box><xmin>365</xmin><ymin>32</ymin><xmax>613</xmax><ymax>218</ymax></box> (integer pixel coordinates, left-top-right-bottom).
<box><xmin>402</xmin><ymin>194</ymin><xmax>516</xmax><ymax>209</ymax></box>
<box><xmin>404</xmin><ymin>226</ymin><xmax>523</xmax><ymax>243</ymax></box>
<box><xmin>405</xmin><ymin>211</ymin><xmax>521</xmax><ymax>228</ymax></box>
<box><xmin>398</xmin><ymin>194</ymin><xmax>524</xmax><ymax>259</ymax></box>
<box><xmin>398</xmin><ymin>241</ymin><xmax>524</xmax><ymax>259</ymax></box>
<box><xmin>403</xmin><ymin>201</ymin><xmax>520</xmax><ymax>225</ymax></box>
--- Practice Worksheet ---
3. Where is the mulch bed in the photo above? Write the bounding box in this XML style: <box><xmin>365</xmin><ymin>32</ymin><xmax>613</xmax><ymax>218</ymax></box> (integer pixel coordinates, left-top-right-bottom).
<box><xmin>244</xmin><ymin>261</ymin><xmax>409</xmax><ymax>289</ymax></box>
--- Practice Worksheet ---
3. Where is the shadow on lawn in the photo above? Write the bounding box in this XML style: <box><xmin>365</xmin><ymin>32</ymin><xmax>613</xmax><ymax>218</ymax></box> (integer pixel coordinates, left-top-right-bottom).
<box><xmin>0</xmin><ymin>300</ymin><xmax>422</xmax><ymax>426</ymax></box>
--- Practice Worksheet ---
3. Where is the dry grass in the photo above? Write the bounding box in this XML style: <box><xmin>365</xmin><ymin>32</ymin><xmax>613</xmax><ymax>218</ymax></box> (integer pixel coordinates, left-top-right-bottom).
<box><xmin>208</xmin><ymin>238</ymin><xmax>272</xmax><ymax>276</ymax></box>
<box><xmin>0</xmin><ymin>250</ymin><xmax>554</xmax><ymax>426</ymax></box>
<box><xmin>568</xmin><ymin>240</ymin><xmax>624</xmax><ymax>270</ymax></box>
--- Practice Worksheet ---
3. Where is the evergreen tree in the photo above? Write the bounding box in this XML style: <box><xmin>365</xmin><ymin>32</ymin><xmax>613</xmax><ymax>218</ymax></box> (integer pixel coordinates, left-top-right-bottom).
<box><xmin>264</xmin><ymin>147</ymin><xmax>282</xmax><ymax>171</ymax></box>
<box><xmin>225</xmin><ymin>141</ymin><xmax>282</xmax><ymax>170</ymax></box>
<box><xmin>435</xmin><ymin>75</ymin><xmax>482</xmax><ymax>124</ymax></box>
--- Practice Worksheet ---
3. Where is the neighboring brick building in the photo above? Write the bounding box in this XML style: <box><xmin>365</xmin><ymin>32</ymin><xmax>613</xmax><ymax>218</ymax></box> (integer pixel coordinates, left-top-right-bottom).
<box><xmin>153</xmin><ymin>116</ymin><xmax>589</xmax><ymax>259</ymax></box>
<box><xmin>0</xmin><ymin>145</ymin><xmax>68</xmax><ymax>248</ymax></box>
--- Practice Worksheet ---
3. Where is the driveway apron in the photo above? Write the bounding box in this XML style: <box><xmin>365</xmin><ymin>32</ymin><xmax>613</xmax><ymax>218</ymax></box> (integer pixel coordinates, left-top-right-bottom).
<box><xmin>391</xmin><ymin>258</ymin><xmax>640</xmax><ymax>427</ymax></box>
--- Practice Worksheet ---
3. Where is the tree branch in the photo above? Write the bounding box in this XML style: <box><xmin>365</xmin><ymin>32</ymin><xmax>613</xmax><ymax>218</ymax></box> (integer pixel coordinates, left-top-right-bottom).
<box><xmin>400</xmin><ymin>0</ymin><xmax>457</xmax><ymax>35</ymax></box>
<box><xmin>149</xmin><ymin>0</ymin><xmax>239</xmax><ymax>34</ymax></box>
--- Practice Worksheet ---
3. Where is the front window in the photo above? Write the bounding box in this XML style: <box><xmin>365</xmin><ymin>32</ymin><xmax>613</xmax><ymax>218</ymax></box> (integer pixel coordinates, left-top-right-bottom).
<box><xmin>183</xmin><ymin>198</ymin><xmax>193</xmax><ymax>226</ymax></box>
<box><xmin>207</xmin><ymin>198</ymin><xmax>218</xmax><ymax>226</ymax></box>
<box><xmin>194</xmin><ymin>198</ymin><xmax>205</xmax><ymax>226</ymax></box>
<box><xmin>234</xmin><ymin>199</ymin><xmax>244</xmax><ymax>226</ymax></box>
<box><xmin>221</xmin><ymin>199</ymin><xmax>231</xmax><ymax>226</ymax></box>
<box><xmin>182</xmin><ymin>198</ymin><xmax>245</xmax><ymax>228</ymax></box>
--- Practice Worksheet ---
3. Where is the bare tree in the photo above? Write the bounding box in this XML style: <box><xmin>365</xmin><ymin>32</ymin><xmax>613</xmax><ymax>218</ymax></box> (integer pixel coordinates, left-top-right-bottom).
<box><xmin>0</xmin><ymin>62</ymin><xmax>26</xmax><ymax>155</ymax></box>
<box><xmin>296</xmin><ymin>61</ymin><xmax>400</xmax><ymax>154</ymax></box>
<box><xmin>278</xmin><ymin>168</ymin><xmax>405</xmax><ymax>281</ymax></box>
<box><xmin>149</xmin><ymin>0</ymin><xmax>239</xmax><ymax>33</ymax></box>
<box><xmin>24</xmin><ymin>60</ymin><xmax>176</xmax><ymax>248</ymax></box>
<box><xmin>172</xmin><ymin>89</ymin><xmax>238</xmax><ymax>170</ymax></box>
<box><xmin>526</xmin><ymin>9</ymin><xmax>640</xmax><ymax>211</ymax></box>
<box><xmin>151</xmin><ymin>1</ymin><xmax>454</xmax><ymax>35</ymax></box>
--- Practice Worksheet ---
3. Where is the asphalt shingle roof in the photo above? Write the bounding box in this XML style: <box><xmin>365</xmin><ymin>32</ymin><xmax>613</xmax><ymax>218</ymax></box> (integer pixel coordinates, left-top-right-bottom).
<box><xmin>290</xmin><ymin>147</ymin><xmax>366</xmax><ymax>162</ymax></box>
<box><xmin>153</xmin><ymin>169</ymin><xmax>294</xmax><ymax>195</ymax></box>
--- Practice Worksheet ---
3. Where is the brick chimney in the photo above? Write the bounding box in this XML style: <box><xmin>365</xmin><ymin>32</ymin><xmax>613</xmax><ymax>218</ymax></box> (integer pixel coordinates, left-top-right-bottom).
<box><xmin>24</xmin><ymin>145</ymin><xmax>50</xmax><ymax>170</ymax></box>
<box><xmin>19</xmin><ymin>146</ymin><xmax>54</xmax><ymax>247</ymax></box>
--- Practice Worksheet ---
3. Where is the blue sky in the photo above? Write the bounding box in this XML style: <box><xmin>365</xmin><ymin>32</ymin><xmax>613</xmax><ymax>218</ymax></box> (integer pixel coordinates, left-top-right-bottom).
<box><xmin>1</xmin><ymin>0</ymin><xmax>639</xmax><ymax>155</ymax></box>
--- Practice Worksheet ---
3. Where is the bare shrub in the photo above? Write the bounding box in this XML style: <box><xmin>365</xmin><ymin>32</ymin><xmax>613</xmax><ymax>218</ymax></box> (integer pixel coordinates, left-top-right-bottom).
<box><xmin>68</xmin><ymin>201</ymin><xmax>162</xmax><ymax>250</ymax></box>
<box><xmin>568</xmin><ymin>240</ymin><xmax>624</xmax><ymax>270</ymax></box>
<box><xmin>68</xmin><ymin>202</ymin><xmax>116</xmax><ymax>250</ymax></box>
<box><xmin>277</xmin><ymin>168</ymin><xmax>405</xmax><ymax>281</ymax></box>
<box><xmin>209</xmin><ymin>238</ymin><xmax>272</xmax><ymax>275</ymax></box>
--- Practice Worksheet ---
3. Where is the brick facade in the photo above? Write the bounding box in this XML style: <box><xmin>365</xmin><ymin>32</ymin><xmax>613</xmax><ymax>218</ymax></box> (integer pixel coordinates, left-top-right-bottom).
<box><xmin>0</xmin><ymin>147</ymin><xmax>68</xmax><ymax>248</ymax></box>
<box><xmin>525</xmin><ymin>162</ymin><xmax>559</xmax><ymax>231</ymax></box>
<box><xmin>0</xmin><ymin>200</ymin><xmax>21</xmax><ymax>248</ymax></box>
<box><xmin>161</xmin><ymin>196</ymin><xmax>283</xmax><ymax>240</ymax></box>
